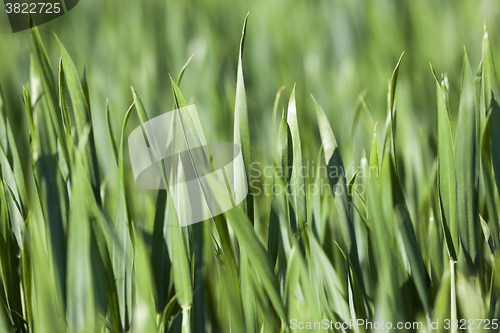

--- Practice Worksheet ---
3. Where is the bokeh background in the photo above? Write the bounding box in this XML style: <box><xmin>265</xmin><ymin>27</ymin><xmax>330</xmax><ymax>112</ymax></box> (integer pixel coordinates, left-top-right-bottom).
<box><xmin>0</xmin><ymin>0</ymin><xmax>499</xmax><ymax>228</ymax></box>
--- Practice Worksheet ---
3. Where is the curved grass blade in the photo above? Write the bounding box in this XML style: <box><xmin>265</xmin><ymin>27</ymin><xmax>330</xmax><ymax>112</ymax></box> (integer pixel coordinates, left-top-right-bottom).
<box><xmin>106</xmin><ymin>101</ymin><xmax>119</xmax><ymax>167</ymax></box>
<box><xmin>177</xmin><ymin>54</ymin><xmax>195</xmax><ymax>86</ymax></box>
<box><xmin>56</xmin><ymin>35</ymin><xmax>101</xmax><ymax>204</ymax></box>
<box><xmin>58</xmin><ymin>56</ymin><xmax>72</xmax><ymax>142</ymax></box>
<box><xmin>272</xmin><ymin>86</ymin><xmax>286</xmax><ymax>154</ymax></box>
<box><xmin>388</xmin><ymin>52</ymin><xmax>404</xmax><ymax>167</ymax></box>
<box><xmin>369</xmin><ymin>123</ymin><xmax>379</xmax><ymax>179</ymax></box>
<box><xmin>286</xmin><ymin>85</ymin><xmax>306</xmax><ymax>229</ymax></box>
<box><xmin>29</xmin><ymin>20</ymin><xmax>70</xmax><ymax>166</ymax></box>
<box><xmin>233</xmin><ymin>13</ymin><xmax>253</xmax><ymax>221</ymax></box>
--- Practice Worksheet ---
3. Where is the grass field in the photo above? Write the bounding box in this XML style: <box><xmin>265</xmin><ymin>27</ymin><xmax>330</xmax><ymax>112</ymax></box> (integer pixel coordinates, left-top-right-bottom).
<box><xmin>1</xmin><ymin>0</ymin><xmax>500</xmax><ymax>332</ymax></box>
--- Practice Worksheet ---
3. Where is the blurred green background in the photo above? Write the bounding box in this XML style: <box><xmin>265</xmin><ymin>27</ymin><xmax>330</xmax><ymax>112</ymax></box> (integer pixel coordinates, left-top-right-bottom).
<box><xmin>0</xmin><ymin>0</ymin><xmax>499</xmax><ymax>225</ymax></box>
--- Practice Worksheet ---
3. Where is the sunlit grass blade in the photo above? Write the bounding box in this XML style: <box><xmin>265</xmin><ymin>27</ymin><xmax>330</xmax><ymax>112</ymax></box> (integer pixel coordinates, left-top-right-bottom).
<box><xmin>233</xmin><ymin>13</ymin><xmax>253</xmax><ymax>221</ymax></box>
<box><xmin>388</xmin><ymin>52</ymin><xmax>404</xmax><ymax>166</ymax></box>
<box><xmin>272</xmin><ymin>86</ymin><xmax>286</xmax><ymax>148</ymax></box>
<box><xmin>29</xmin><ymin>19</ymin><xmax>70</xmax><ymax>166</ymax></box>
<box><xmin>106</xmin><ymin>100</ymin><xmax>119</xmax><ymax>166</ymax></box>
<box><xmin>56</xmin><ymin>35</ymin><xmax>101</xmax><ymax>203</ymax></box>
<box><xmin>286</xmin><ymin>85</ymin><xmax>306</xmax><ymax>232</ymax></box>
<box><xmin>369</xmin><ymin>123</ymin><xmax>379</xmax><ymax>178</ymax></box>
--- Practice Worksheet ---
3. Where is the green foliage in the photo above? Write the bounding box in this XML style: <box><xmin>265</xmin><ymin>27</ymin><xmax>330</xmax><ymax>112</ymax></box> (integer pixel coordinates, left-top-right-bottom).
<box><xmin>1</xmin><ymin>9</ymin><xmax>500</xmax><ymax>333</ymax></box>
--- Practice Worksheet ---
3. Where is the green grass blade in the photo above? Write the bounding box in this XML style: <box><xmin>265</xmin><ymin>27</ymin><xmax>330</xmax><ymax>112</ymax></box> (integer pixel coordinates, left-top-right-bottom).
<box><xmin>29</xmin><ymin>20</ymin><xmax>70</xmax><ymax>166</ymax></box>
<box><xmin>272</xmin><ymin>86</ymin><xmax>285</xmax><ymax>149</ymax></box>
<box><xmin>58</xmin><ymin>56</ymin><xmax>72</xmax><ymax>142</ymax></box>
<box><xmin>311</xmin><ymin>95</ymin><xmax>367</xmax><ymax>317</ymax></box>
<box><xmin>310</xmin><ymin>95</ymin><xmax>336</xmax><ymax>161</ymax></box>
<box><xmin>286</xmin><ymin>85</ymin><xmax>306</xmax><ymax>229</ymax></box>
<box><xmin>0</xmin><ymin>182</ymin><xmax>24</xmax><ymax>331</ymax></box>
<box><xmin>482</xmin><ymin>25</ymin><xmax>500</xmax><ymax>110</ymax></box>
<box><xmin>176</xmin><ymin>54</ymin><xmax>195</xmax><ymax>86</ymax></box>
<box><xmin>130</xmin><ymin>232</ymin><xmax>158</xmax><ymax>333</ymax></box>
<box><xmin>390</xmin><ymin>159</ymin><xmax>431</xmax><ymax>315</ymax></box>
<box><xmin>272</xmin><ymin>115</ymin><xmax>294</xmax><ymax>272</ymax></box>
<box><xmin>0</xmin><ymin>83</ymin><xmax>27</xmax><ymax>210</ymax></box>
<box><xmin>168</xmin><ymin>157</ymin><xmax>193</xmax><ymax>330</ymax></box>
<box><xmin>106</xmin><ymin>101</ymin><xmax>119</xmax><ymax>167</ymax></box>
<box><xmin>224</xmin><ymin>207</ymin><xmax>286</xmax><ymax>321</ymax></box>
<box><xmin>0</xmin><ymin>147</ymin><xmax>24</xmax><ymax>249</ymax></box>
<box><xmin>380</xmin><ymin>52</ymin><xmax>405</xmax><ymax>175</ymax></box>
<box><xmin>431</xmin><ymin>64</ymin><xmax>458</xmax><ymax>260</ymax></box>
<box><xmin>30</xmin><ymin>204</ymin><xmax>66</xmax><ymax>333</ymax></box>
<box><xmin>456</xmin><ymin>48</ymin><xmax>479</xmax><ymax>275</ymax></box>
<box><xmin>113</xmin><ymin>103</ymin><xmax>135</xmax><ymax>331</ymax></box>
<box><xmin>31</xmin><ymin>57</ymin><xmax>69</xmax><ymax>306</ymax></box>
<box><xmin>369</xmin><ymin>123</ymin><xmax>379</xmax><ymax>178</ymax></box>
<box><xmin>66</xmin><ymin>148</ymin><xmax>95</xmax><ymax>333</ymax></box>
<box><xmin>480</xmin><ymin>112</ymin><xmax>500</xmax><ymax>254</ymax></box>
<box><xmin>431</xmin><ymin>270</ymin><xmax>451</xmax><ymax>333</ymax></box>
<box><xmin>307</xmin><ymin>228</ymin><xmax>350</xmax><ymax>322</ymax></box>
<box><xmin>56</xmin><ymin>35</ymin><xmax>101</xmax><ymax>203</ymax></box>
<box><xmin>284</xmin><ymin>245</ymin><xmax>321</xmax><ymax>326</ymax></box>
<box><xmin>482</xmin><ymin>25</ymin><xmax>500</xmax><ymax>201</ymax></box>
<box><xmin>389</xmin><ymin>52</ymin><xmax>404</xmax><ymax>162</ymax></box>
<box><xmin>233</xmin><ymin>13</ymin><xmax>253</xmax><ymax>221</ymax></box>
